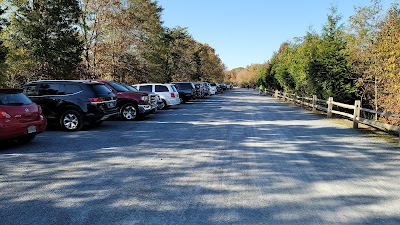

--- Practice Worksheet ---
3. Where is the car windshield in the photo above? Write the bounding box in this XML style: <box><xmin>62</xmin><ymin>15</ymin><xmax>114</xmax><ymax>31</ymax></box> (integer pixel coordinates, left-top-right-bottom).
<box><xmin>0</xmin><ymin>92</ymin><xmax>32</xmax><ymax>106</ymax></box>
<box><xmin>174</xmin><ymin>83</ymin><xmax>193</xmax><ymax>90</ymax></box>
<box><xmin>121</xmin><ymin>84</ymin><xmax>137</xmax><ymax>91</ymax></box>
<box><xmin>210</xmin><ymin>83</ymin><xmax>217</xmax><ymax>86</ymax></box>
<box><xmin>108</xmin><ymin>81</ymin><xmax>129</xmax><ymax>92</ymax></box>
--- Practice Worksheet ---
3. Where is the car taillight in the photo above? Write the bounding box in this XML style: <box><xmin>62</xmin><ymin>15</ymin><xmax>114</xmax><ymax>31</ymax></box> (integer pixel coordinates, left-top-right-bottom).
<box><xmin>0</xmin><ymin>111</ymin><xmax>11</xmax><ymax>119</ymax></box>
<box><xmin>171</xmin><ymin>92</ymin><xmax>175</xmax><ymax>98</ymax></box>
<box><xmin>89</xmin><ymin>97</ymin><xmax>104</xmax><ymax>103</ymax></box>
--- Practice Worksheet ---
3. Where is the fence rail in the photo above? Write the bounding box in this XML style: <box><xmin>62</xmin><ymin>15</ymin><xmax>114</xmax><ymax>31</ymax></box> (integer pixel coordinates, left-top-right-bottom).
<box><xmin>265</xmin><ymin>89</ymin><xmax>400</xmax><ymax>144</ymax></box>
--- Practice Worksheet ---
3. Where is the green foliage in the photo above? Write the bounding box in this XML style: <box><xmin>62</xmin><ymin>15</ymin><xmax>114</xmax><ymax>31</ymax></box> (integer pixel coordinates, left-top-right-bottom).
<box><xmin>162</xmin><ymin>27</ymin><xmax>225</xmax><ymax>83</ymax></box>
<box><xmin>255</xmin><ymin>6</ymin><xmax>356</xmax><ymax>103</ymax></box>
<box><xmin>0</xmin><ymin>0</ymin><xmax>225</xmax><ymax>87</ymax></box>
<box><xmin>311</xmin><ymin>6</ymin><xmax>356</xmax><ymax>102</ymax></box>
<box><xmin>9</xmin><ymin>0</ymin><xmax>83</xmax><ymax>82</ymax></box>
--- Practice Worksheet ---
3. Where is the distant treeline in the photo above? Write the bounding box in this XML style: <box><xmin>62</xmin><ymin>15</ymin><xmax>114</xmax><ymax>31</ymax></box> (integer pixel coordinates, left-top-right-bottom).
<box><xmin>227</xmin><ymin>0</ymin><xmax>400</xmax><ymax>120</ymax></box>
<box><xmin>0</xmin><ymin>0</ymin><xmax>226</xmax><ymax>88</ymax></box>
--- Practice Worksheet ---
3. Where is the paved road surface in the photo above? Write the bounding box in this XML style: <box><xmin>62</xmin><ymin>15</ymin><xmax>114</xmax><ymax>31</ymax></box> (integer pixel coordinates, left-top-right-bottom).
<box><xmin>1</xmin><ymin>89</ymin><xmax>399</xmax><ymax>225</ymax></box>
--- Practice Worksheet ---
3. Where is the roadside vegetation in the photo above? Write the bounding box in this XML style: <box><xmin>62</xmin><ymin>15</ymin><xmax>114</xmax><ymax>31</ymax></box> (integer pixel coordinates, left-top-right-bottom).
<box><xmin>0</xmin><ymin>0</ymin><xmax>226</xmax><ymax>88</ymax></box>
<box><xmin>227</xmin><ymin>0</ymin><xmax>400</xmax><ymax>124</ymax></box>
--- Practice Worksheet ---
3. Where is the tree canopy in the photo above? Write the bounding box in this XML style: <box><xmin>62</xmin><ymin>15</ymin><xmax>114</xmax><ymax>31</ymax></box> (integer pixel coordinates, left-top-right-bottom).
<box><xmin>0</xmin><ymin>0</ymin><xmax>226</xmax><ymax>88</ymax></box>
<box><xmin>230</xmin><ymin>0</ymin><xmax>400</xmax><ymax>120</ymax></box>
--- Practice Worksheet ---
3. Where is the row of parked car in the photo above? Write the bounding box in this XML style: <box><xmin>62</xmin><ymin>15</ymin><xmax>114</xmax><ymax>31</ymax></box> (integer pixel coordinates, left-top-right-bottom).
<box><xmin>0</xmin><ymin>80</ymin><xmax>232</xmax><ymax>144</ymax></box>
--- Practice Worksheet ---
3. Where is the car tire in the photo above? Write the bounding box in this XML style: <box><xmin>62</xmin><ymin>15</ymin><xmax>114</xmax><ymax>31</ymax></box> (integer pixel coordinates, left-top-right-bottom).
<box><xmin>161</xmin><ymin>100</ymin><xmax>168</xmax><ymax>110</ymax></box>
<box><xmin>157</xmin><ymin>102</ymin><xmax>164</xmax><ymax>110</ymax></box>
<box><xmin>18</xmin><ymin>134</ymin><xmax>36</xmax><ymax>143</ymax></box>
<box><xmin>180</xmin><ymin>97</ymin><xmax>186</xmax><ymax>103</ymax></box>
<box><xmin>60</xmin><ymin>109</ymin><xmax>84</xmax><ymax>131</ymax></box>
<box><xmin>120</xmin><ymin>103</ymin><xmax>138</xmax><ymax>121</ymax></box>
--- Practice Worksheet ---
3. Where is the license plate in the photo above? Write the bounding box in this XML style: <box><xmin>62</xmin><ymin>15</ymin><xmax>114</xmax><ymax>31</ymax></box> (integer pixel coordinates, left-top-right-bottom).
<box><xmin>27</xmin><ymin>125</ymin><xmax>37</xmax><ymax>134</ymax></box>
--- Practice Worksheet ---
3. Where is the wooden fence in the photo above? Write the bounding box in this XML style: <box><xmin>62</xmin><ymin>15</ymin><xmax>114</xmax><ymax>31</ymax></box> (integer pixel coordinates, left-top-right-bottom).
<box><xmin>264</xmin><ymin>89</ymin><xmax>400</xmax><ymax>145</ymax></box>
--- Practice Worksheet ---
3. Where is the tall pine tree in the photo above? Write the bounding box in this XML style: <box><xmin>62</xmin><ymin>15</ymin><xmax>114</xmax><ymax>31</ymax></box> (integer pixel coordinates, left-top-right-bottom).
<box><xmin>309</xmin><ymin>6</ymin><xmax>355</xmax><ymax>102</ymax></box>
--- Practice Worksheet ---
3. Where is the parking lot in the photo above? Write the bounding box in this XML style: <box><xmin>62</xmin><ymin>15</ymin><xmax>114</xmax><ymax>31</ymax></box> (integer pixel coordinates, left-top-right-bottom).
<box><xmin>1</xmin><ymin>89</ymin><xmax>400</xmax><ymax>225</ymax></box>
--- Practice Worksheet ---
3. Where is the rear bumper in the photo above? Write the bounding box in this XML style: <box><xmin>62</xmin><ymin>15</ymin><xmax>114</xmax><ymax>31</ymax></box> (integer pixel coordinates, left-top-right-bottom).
<box><xmin>0</xmin><ymin>116</ymin><xmax>47</xmax><ymax>141</ymax></box>
<box><xmin>165</xmin><ymin>98</ymin><xmax>181</xmax><ymax>106</ymax></box>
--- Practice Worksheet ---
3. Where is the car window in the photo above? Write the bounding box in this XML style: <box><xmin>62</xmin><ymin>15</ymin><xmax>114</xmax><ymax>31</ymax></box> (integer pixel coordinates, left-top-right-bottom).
<box><xmin>174</xmin><ymin>83</ymin><xmax>193</xmax><ymax>90</ymax></box>
<box><xmin>107</xmin><ymin>81</ymin><xmax>129</xmax><ymax>92</ymax></box>
<box><xmin>155</xmin><ymin>85</ymin><xmax>169</xmax><ymax>92</ymax></box>
<box><xmin>89</xmin><ymin>84</ymin><xmax>112</xmax><ymax>95</ymax></box>
<box><xmin>65</xmin><ymin>84</ymin><xmax>82</xmax><ymax>94</ymax></box>
<box><xmin>0</xmin><ymin>92</ymin><xmax>32</xmax><ymax>106</ymax></box>
<box><xmin>171</xmin><ymin>85</ymin><xmax>178</xmax><ymax>92</ymax></box>
<box><xmin>24</xmin><ymin>85</ymin><xmax>38</xmax><ymax>96</ymax></box>
<box><xmin>121</xmin><ymin>84</ymin><xmax>137</xmax><ymax>91</ymax></box>
<box><xmin>38</xmin><ymin>83</ymin><xmax>61</xmax><ymax>95</ymax></box>
<box><xmin>139</xmin><ymin>85</ymin><xmax>152</xmax><ymax>92</ymax></box>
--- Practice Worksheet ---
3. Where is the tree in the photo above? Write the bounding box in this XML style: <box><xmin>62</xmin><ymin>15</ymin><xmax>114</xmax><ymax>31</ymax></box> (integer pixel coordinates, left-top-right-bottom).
<box><xmin>347</xmin><ymin>0</ymin><xmax>383</xmax><ymax>108</ymax></box>
<box><xmin>7</xmin><ymin>0</ymin><xmax>82</xmax><ymax>82</ymax></box>
<box><xmin>163</xmin><ymin>27</ymin><xmax>197</xmax><ymax>82</ymax></box>
<box><xmin>198</xmin><ymin>43</ymin><xmax>225</xmax><ymax>82</ymax></box>
<box><xmin>371</xmin><ymin>2</ymin><xmax>400</xmax><ymax>123</ymax></box>
<box><xmin>0</xmin><ymin>6</ymin><xmax>8</xmax><ymax>87</ymax></box>
<box><xmin>309</xmin><ymin>6</ymin><xmax>355</xmax><ymax>102</ymax></box>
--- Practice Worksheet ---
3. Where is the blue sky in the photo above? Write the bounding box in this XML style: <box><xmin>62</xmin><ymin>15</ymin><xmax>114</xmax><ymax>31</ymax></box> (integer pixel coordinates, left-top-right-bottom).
<box><xmin>157</xmin><ymin>0</ymin><xmax>393</xmax><ymax>70</ymax></box>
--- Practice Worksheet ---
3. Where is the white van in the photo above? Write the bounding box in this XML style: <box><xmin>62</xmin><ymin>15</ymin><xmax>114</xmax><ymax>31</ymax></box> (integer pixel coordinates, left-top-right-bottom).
<box><xmin>132</xmin><ymin>83</ymin><xmax>180</xmax><ymax>109</ymax></box>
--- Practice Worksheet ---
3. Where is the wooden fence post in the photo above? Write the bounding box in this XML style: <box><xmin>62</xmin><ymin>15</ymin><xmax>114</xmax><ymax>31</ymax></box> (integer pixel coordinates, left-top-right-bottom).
<box><xmin>353</xmin><ymin>100</ymin><xmax>361</xmax><ymax>129</ymax></box>
<box><xmin>291</xmin><ymin>94</ymin><xmax>295</xmax><ymax>105</ymax></box>
<box><xmin>312</xmin><ymin>95</ymin><xmax>317</xmax><ymax>113</ymax></box>
<box><xmin>274</xmin><ymin>90</ymin><xmax>279</xmax><ymax>99</ymax></box>
<box><xmin>327</xmin><ymin>97</ymin><xmax>333</xmax><ymax>118</ymax></box>
<box><xmin>300</xmin><ymin>96</ymin><xmax>303</xmax><ymax>108</ymax></box>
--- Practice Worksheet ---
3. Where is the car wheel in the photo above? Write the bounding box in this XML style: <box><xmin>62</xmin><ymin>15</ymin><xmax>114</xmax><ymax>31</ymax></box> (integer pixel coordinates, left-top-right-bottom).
<box><xmin>60</xmin><ymin>109</ymin><xmax>84</xmax><ymax>131</ymax></box>
<box><xmin>158</xmin><ymin>100</ymin><xmax>166</xmax><ymax>110</ymax></box>
<box><xmin>120</xmin><ymin>103</ymin><xmax>138</xmax><ymax>121</ymax></box>
<box><xmin>161</xmin><ymin>100</ymin><xmax>168</xmax><ymax>110</ymax></box>
<box><xmin>18</xmin><ymin>134</ymin><xmax>36</xmax><ymax>143</ymax></box>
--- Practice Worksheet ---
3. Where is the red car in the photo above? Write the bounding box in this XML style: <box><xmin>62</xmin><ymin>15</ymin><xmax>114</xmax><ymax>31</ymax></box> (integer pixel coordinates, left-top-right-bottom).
<box><xmin>0</xmin><ymin>88</ymin><xmax>47</xmax><ymax>143</ymax></box>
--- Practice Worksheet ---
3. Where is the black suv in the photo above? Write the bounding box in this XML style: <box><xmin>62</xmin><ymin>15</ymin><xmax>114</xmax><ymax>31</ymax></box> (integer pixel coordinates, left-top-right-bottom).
<box><xmin>23</xmin><ymin>80</ymin><xmax>118</xmax><ymax>131</ymax></box>
<box><xmin>171</xmin><ymin>82</ymin><xmax>195</xmax><ymax>103</ymax></box>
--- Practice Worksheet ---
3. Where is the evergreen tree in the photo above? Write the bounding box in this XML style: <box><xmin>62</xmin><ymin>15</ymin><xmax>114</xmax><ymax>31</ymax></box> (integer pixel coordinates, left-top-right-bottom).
<box><xmin>309</xmin><ymin>6</ymin><xmax>355</xmax><ymax>102</ymax></box>
<box><xmin>11</xmin><ymin>0</ymin><xmax>82</xmax><ymax>80</ymax></box>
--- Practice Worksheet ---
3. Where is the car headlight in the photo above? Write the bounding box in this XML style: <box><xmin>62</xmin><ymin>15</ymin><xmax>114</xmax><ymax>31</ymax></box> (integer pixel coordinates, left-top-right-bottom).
<box><xmin>141</xmin><ymin>96</ymin><xmax>149</xmax><ymax>102</ymax></box>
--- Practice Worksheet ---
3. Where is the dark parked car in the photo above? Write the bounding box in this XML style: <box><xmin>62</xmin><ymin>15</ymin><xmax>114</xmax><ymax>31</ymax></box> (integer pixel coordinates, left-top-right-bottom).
<box><xmin>0</xmin><ymin>88</ymin><xmax>47</xmax><ymax>143</ymax></box>
<box><xmin>97</xmin><ymin>81</ymin><xmax>157</xmax><ymax>120</ymax></box>
<box><xmin>216</xmin><ymin>83</ymin><xmax>223</xmax><ymax>94</ymax></box>
<box><xmin>171</xmin><ymin>82</ymin><xmax>195</xmax><ymax>103</ymax></box>
<box><xmin>24</xmin><ymin>80</ymin><xmax>118</xmax><ymax>131</ymax></box>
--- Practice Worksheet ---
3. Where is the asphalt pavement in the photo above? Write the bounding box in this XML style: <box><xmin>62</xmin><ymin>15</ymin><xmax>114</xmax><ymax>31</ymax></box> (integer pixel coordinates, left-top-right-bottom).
<box><xmin>1</xmin><ymin>89</ymin><xmax>399</xmax><ymax>225</ymax></box>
